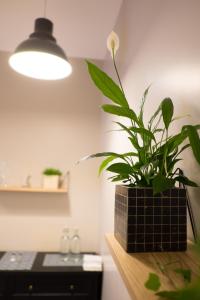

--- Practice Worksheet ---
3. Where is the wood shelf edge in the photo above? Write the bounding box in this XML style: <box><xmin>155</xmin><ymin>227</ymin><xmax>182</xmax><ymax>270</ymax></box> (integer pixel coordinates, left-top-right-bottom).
<box><xmin>105</xmin><ymin>233</ymin><xmax>199</xmax><ymax>300</ymax></box>
<box><xmin>0</xmin><ymin>187</ymin><xmax>67</xmax><ymax>193</ymax></box>
<box><xmin>105</xmin><ymin>234</ymin><xmax>139</xmax><ymax>300</ymax></box>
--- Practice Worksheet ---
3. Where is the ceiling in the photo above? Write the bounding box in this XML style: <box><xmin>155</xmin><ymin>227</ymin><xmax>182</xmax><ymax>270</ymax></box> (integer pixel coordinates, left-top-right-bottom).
<box><xmin>0</xmin><ymin>0</ymin><xmax>123</xmax><ymax>59</ymax></box>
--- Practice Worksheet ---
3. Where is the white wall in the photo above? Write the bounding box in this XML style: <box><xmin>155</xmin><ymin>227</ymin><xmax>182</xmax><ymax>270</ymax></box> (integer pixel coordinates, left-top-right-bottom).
<box><xmin>100</xmin><ymin>0</ymin><xmax>200</xmax><ymax>299</ymax></box>
<box><xmin>0</xmin><ymin>52</ymin><xmax>101</xmax><ymax>252</ymax></box>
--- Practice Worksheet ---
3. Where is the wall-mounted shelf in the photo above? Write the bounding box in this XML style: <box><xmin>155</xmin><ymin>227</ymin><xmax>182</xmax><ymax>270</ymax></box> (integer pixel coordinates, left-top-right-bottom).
<box><xmin>0</xmin><ymin>186</ymin><xmax>67</xmax><ymax>193</ymax></box>
<box><xmin>106</xmin><ymin>234</ymin><xmax>199</xmax><ymax>300</ymax></box>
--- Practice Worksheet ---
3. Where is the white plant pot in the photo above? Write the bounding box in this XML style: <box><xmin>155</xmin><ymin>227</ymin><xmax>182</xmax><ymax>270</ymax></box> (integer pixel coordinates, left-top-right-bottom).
<box><xmin>42</xmin><ymin>175</ymin><xmax>59</xmax><ymax>189</ymax></box>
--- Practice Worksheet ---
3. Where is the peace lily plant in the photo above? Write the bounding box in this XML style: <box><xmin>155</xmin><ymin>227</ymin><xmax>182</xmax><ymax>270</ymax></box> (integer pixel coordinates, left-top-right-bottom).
<box><xmin>85</xmin><ymin>31</ymin><xmax>200</xmax><ymax>194</ymax></box>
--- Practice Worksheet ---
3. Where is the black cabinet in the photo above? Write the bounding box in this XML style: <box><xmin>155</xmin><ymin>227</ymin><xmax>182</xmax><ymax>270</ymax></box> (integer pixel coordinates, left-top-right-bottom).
<box><xmin>0</xmin><ymin>253</ymin><xmax>102</xmax><ymax>300</ymax></box>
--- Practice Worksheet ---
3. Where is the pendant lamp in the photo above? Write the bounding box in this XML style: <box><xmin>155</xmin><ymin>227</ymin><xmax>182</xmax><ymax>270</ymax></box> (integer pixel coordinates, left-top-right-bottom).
<box><xmin>9</xmin><ymin>18</ymin><xmax>72</xmax><ymax>80</ymax></box>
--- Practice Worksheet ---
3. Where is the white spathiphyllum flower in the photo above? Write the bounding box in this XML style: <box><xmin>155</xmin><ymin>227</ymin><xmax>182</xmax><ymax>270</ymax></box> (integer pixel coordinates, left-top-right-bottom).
<box><xmin>107</xmin><ymin>31</ymin><xmax>119</xmax><ymax>57</ymax></box>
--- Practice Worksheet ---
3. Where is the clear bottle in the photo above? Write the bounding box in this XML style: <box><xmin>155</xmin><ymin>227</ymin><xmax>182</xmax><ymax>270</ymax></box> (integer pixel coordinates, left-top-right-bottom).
<box><xmin>71</xmin><ymin>228</ymin><xmax>81</xmax><ymax>261</ymax></box>
<box><xmin>0</xmin><ymin>161</ymin><xmax>7</xmax><ymax>187</ymax></box>
<box><xmin>60</xmin><ymin>227</ymin><xmax>70</xmax><ymax>261</ymax></box>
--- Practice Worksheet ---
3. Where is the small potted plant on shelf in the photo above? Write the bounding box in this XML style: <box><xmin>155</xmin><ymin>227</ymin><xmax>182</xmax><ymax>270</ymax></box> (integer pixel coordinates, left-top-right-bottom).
<box><xmin>82</xmin><ymin>32</ymin><xmax>200</xmax><ymax>253</ymax></box>
<box><xmin>42</xmin><ymin>168</ymin><xmax>62</xmax><ymax>189</ymax></box>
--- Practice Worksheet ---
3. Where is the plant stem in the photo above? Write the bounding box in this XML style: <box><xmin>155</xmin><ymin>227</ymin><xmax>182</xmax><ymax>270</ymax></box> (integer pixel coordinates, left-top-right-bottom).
<box><xmin>112</xmin><ymin>49</ymin><xmax>135</xmax><ymax>132</ymax></box>
<box><xmin>164</xmin><ymin>130</ymin><xmax>169</xmax><ymax>175</ymax></box>
<box><xmin>153</xmin><ymin>114</ymin><xmax>162</xmax><ymax>133</ymax></box>
<box><xmin>112</xmin><ymin>49</ymin><xmax>126</xmax><ymax>99</ymax></box>
<box><xmin>159</xmin><ymin>129</ymin><xmax>165</xmax><ymax>149</ymax></box>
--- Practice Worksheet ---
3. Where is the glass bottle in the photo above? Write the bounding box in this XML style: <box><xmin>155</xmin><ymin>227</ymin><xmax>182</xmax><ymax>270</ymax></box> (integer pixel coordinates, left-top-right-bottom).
<box><xmin>60</xmin><ymin>227</ymin><xmax>70</xmax><ymax>261</ymax></box>
<box><xmin>0</xmin><ymin>161</ymin><xmax>7</xmax><ymax>187</ymax></box>
<box><xmin>71</xmin><ymin>228</ymin><xmax>81</xmax><ymax>261</ymax></box>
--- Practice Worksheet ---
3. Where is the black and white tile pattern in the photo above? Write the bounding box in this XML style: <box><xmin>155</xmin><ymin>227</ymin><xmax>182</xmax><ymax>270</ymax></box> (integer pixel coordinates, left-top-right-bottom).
<box><xmin>114</xmin><ymin>186</ymin><xmax>187</xmax><ymax>253</ymax></box>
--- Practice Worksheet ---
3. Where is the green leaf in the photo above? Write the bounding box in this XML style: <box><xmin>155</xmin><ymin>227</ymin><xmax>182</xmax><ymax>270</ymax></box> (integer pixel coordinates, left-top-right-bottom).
<box><xmin>102</xmin><ymin>104</ymin><xmax>140</xmax><ymax>125</ymax></box>
<box><xmin>145</xmin><ymin>273</ymin><xmax>161</xmax><ymax>292</ymax></box>
<box><xmin>86</xmin><ymin>61</ymin><xmax>129</xmax><ymax>107</ymax></box>
<box><xmin>115</xmin><ymin>122</ymin><xmax>135</xmax><ymax>138</ymax></box>
<box><xmin>43</xmin><ymin>168</ymin><xmax>62</xmax><ymax>176</ymax></box>
<box><xmin>185</xmin><ymin>125</ymin><xmax>200</xmax><ymax>165</ymax></box>
<box><xmin>156</xmin><ymin>290</ymin><xmax>182</xmax><ymax>299</ymax></box>
<box><xmin>139</xmin><ymin>149</ymin><xmax>147</xmax><ymax>164</ymax></box>
<box><xmin>175</xmin><ymin>175</ymin><xmax>198</xmax><ymax>187</ymax></box>
<box><xmin>80</xmin><ymin>151</ymin><xmax>123</xmax><ymax>161</ymax></box>
<box><xmin>130</xmin><ymin>127</ymin><xmax>156</xmax><ymax>141</ymax></box>
<box><xmin>106</xmin><ymin>163</ymin><xmax>133</xmax><ymax>174</ymax></box>
<box><xmin>167</xmin><ymin>158</ymin><xmax>182</xmax><ymax>173</ymax></box>
<box><xmin>152</xmin><ymin>174</ymin><xmax>175</xmax><ymax>195</ymax></box>
<box><xmin>149</xmin><ymin>104</ymin><xmax>161</xmax><ymax>129</ymax></box>
<box><xmin>79</xmin><ymin>151</ymin><xmax>131</xmax><ymax>166</ymax></box>
<box><xmin>139</xmin><ymin>85</ymin><xmax>151</xmax><ymax>124</ymax></box>
<box><xmin>159</xmin><ymin>131</ymin><xmax>188</xmax><ymax>156</ymax></box>
<box><xmin>161</xmin><ymin>98</ymin><xmax>174</xmax><ymax>130</ymax></box>
<box><xmin>98</xmin><ymin>156</ymin><xmax>116</xmax><ymax>175</ymax></box>
<box><xmin>128</xmin><ymin>137</ymin><xmax>140</xmax><ymax>150</ymax></box>
<box><xmin>194</xmin><ymin>124</ymin><xmax>200</xmax><ymax>130</ymax></box>
<box><xmin>154</xmin><ymin>128</ymin><xmax>164</xmax><ymax>133</ymax></box>
<box><xmin>110</xmin><ymin>175</ymin><xmax>129</xmax><ymax>182</ymax></box>
<box><xmin>174</xmin><ymin>268</ymin><xmax>192</xmax><ymax>283</ymax></box>
<box><xmin>156</xmin><ymin>280</ymin><xmax>200</xmax><ymax>300</ymax></box>
<box><xmin>122</xmin><ymin>152</ymin><xmax>138</xmax><ymax>157</ymax></box>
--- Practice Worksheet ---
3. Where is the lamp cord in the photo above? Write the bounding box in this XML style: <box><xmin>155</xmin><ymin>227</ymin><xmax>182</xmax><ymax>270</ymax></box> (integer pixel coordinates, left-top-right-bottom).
<box><xmin>43</xmin><ymin>0</ymin><xmax>47</xmax><ymax>18</ymax></box>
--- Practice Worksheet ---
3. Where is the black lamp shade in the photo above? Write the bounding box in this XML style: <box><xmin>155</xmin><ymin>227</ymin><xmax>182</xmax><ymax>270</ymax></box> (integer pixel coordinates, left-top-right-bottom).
<box><xmin>9</xmin><ymin>18</ymin><xmax>72</xmax><ymax>80</ymax></box>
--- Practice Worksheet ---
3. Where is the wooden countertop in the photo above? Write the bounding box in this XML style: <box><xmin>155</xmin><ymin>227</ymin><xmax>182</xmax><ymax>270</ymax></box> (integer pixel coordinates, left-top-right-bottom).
<box><xmin>106</xmin><ymin>234</ymin><xmax>199</xmax><ymax>300</ymax></box>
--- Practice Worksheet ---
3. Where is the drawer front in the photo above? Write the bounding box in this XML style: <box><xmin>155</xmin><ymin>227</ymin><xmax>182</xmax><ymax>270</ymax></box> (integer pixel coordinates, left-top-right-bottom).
<box><xmin>13</xmin><ymin>276</ymin><xmax>92</xmax><ymax>295</ymax></box>
<box><xmin>0</xmin><ymin>279</ymin><xmax>5</xmax><ymax>292</ymax></box>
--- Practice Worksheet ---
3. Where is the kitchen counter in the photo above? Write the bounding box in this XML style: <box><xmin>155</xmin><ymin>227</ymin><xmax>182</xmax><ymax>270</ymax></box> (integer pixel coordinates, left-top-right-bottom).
<box><xmin>0</xmin><ymin>251</ymin><xmax>102</xmax><ymax>299</ymax></box>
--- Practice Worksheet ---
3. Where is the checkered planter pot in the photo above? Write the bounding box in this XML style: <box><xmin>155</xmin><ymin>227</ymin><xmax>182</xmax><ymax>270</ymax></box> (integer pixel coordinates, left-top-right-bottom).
<box><xmin>114</xmin><ymin>185</ymin><xmax>187</xmax><ymax>253</ymax></box>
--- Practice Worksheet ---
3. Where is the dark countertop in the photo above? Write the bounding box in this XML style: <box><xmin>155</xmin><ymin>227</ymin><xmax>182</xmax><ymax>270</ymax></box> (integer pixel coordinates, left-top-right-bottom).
<box><xmin>0</xmin><ymin>252</ymin><xmax>102</xmax><ymax>274</ymax></box>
